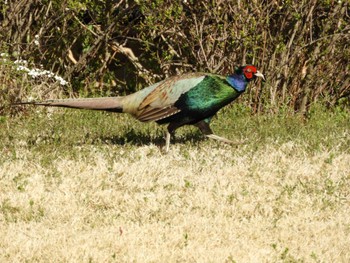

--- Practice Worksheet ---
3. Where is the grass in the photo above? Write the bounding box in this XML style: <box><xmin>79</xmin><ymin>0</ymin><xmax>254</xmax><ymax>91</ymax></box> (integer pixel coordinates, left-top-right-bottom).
<box><xmin>0</xmin><ymin>104</ymin><xmax>350</xmax><ymax>262</ymax></box>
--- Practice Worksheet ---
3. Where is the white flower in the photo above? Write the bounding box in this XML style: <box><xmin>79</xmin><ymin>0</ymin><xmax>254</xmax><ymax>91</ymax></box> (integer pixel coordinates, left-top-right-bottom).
<box><xmin>14</xmin><ymin>59</ymin><xmax>28</xmax><ymax>65</ymax></box>
<box><xmin>34</xmin><ymin>35</ymin><xmax>40</xmax><ymax>46</ymax></box>
<box><xmin>13</xmin><ymin>59</ymin><xmax>69</xmax><ymax>86</ymax></box>
<box><xmin>54</xmin><ymin>75</ymin><xmax>68</xmax><ymax>86</ymax></box>
<box><xmin>16</xmin><ymin>65</ymin><xmax>30</xmax><ymax>72</ymax></box>
<box><xmin>28</xmin><ymin>69</ymin><xmax>41</xmax><ymax>77</ymax></box>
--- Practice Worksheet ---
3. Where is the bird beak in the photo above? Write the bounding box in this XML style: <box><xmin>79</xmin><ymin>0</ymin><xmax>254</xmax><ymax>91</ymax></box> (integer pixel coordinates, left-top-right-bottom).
<box><xmin>254</xmin><ymin>71</ymin><xmax>266</xmax><ymax>82</ymax></box>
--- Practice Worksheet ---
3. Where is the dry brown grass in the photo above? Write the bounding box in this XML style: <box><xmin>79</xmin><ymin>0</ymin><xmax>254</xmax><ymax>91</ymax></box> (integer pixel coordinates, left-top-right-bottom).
<box><xmin>1</xmin><ymin>141</ymin><xmax>350</xmax><ymax>262</ymax></box>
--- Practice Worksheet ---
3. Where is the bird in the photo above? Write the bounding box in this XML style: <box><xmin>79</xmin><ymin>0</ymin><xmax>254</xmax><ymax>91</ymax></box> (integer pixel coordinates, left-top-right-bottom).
<box><xmin>16</xmin><ymin>65</ymin><xmax>265</xmax><ymax>152</ymax></box>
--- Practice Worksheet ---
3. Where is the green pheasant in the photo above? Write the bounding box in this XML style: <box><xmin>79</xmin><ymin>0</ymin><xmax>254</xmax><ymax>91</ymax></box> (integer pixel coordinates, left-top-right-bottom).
<box><xmin>17</xmin><ymin>65</ymin><xmax>265</xmax><ymax>152</ymax></box>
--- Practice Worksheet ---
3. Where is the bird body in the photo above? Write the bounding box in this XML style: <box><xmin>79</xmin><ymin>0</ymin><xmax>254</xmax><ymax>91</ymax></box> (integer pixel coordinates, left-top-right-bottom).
<box><xmin>17</xmin><ymin>65</ymin><xmax>265</xmax><ymax>151</ymax></box>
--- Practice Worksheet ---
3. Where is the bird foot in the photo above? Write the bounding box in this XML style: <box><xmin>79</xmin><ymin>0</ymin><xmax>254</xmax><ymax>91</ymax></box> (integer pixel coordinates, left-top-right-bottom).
<box><xmin>205</xmin><ymin>134</ymin><xmax>245</xmax><ymax>145</ymax></box>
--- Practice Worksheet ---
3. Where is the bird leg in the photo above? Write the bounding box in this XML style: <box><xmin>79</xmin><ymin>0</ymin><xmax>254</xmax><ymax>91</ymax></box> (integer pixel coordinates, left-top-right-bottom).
<box><xmin>194</xmin><ymin>120</ymin><xmax>237</xmax><ymax>144</ymax></box>
<box><xmin>164</xmin><ymin>122</ymin><xmax>183</xmax><ymax>153</ymax></box>
<box><xmin>194</xmin><ymin>120</ymin><xmax>214</xmax><ymax>135</ymax></box>
<box><xmin>165</xmin><ymin>131</ymin><xmax>171</xmax><ymax>153</ymax></box>
<box><xmin>165</xmin><ymin>119</ymin><xmax>243</xmax><ymax>152</ymax></box>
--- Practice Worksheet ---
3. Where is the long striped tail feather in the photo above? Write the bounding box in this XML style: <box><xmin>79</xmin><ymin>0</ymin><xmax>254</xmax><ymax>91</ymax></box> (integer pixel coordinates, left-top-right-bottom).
<box><xmin>13</xmin><ymin>97</ymin><xmax>124</xmax><ymax>113</ymax></box>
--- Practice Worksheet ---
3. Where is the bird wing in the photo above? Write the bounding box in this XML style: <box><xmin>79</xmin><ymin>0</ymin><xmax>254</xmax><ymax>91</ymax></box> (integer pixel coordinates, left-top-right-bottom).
<box><xmin>136</xmin><ymin>73</ymin><xmax>207</xmax><ymax>122</ymax></box>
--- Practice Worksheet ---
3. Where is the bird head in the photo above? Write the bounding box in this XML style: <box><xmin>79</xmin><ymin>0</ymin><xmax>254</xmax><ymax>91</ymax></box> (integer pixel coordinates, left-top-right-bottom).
<box><xmin>237</xmin><ymin>65</ymin><xmax>265</xmax><ymax>82</ymax></box>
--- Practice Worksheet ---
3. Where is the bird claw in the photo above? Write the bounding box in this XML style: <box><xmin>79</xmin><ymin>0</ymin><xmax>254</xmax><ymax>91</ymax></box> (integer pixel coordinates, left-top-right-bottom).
<box><xmin>205</xmin><ymin>134</ymin><xmax>245</xmax><ymax>145</ymax></box>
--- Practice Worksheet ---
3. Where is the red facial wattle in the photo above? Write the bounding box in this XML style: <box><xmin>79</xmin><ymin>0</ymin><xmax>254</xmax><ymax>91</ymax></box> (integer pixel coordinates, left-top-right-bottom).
<box><xmin>243</xmin><ymin>65</ymin><xmax>257</xmax><ymax>80</ymax></box>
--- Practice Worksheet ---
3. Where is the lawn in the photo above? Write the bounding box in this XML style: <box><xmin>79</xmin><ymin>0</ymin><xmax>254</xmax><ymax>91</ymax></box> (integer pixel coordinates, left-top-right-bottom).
<box><xmin>0</xmin><ymin>105</ymin><xmax>349</xmax><ymax>262</ymax></box>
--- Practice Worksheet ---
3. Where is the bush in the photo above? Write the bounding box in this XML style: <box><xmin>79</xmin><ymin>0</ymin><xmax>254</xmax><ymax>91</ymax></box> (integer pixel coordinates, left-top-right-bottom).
<box><xmin>0</xmin><ymin>0</ymin><xmax>349</xmax><ymax>114</ymax></box>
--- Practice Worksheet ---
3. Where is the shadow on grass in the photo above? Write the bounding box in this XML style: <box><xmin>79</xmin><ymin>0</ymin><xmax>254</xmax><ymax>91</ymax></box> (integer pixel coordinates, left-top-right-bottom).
<box><xmin>96</xmin><ymin>129</ymin><xmax>206</xmax><ymax>147</ymax></box>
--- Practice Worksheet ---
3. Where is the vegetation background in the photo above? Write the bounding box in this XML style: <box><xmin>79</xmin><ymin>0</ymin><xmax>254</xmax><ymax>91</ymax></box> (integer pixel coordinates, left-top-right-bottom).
<box><xmin>0</xmin><ymin>0</ymin><xmax>349</xmax><ymax>113</ymax></box>
<box><xmin>0</xmin><ymin>1</ymin><xmax>350</xmax><ymax>262</ymax></box>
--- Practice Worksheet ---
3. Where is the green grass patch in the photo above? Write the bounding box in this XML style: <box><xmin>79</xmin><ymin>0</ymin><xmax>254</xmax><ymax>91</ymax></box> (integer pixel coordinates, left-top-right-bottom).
<box><xmin>1</xmin><ymin>103</ymin><xmax>349</xmax><ymax>165</ymax></box>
